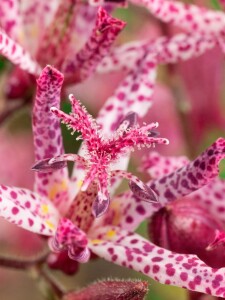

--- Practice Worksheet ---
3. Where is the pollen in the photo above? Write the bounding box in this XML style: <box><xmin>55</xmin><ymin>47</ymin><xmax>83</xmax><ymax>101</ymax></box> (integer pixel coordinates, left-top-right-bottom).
<box><xmin>41</xmin><ymin>204</ymin><xmax>49</xmax><ymax>214</ymax></box>
<box><xmin>48</xmin><ymin>180</ymin><xmax>68</xmax><ymax>200</ymax></box>
<box><xmin>45</xmin><ymin>220</ymin><xmax>55</xmax><ymax>230</ymax></box>
<box><xmin>91</xmin><ymin>239</ymin><xmax>103</xmax><ymax>244</ymax></box>
<box><xmin>31</xmin><ymin>25</ymin><xmax>38</xmax><ymax>38</ymax></box>
<box><xmin>77</xmin><ymin>180</ymin><xmax>83</xmax><ymax>188</ymax></box>
<box><xmin>106</xmin><ymin>229</ymin><xmax>117</xmax><ymax>238</ymax></box>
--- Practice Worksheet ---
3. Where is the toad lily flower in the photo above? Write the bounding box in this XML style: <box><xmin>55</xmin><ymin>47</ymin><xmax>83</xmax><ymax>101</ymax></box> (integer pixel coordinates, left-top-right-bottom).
<box><xmin>33</xmin><ymin>94</ymin><xmax>168</xmax><ymax>217</ymax></box>
<box><xmin>0</xmin><ymin>68</ymin><xmax>224</xmax><ymax>297</ymax></box>
<box><xmin>0</xmin><ymin>2</ymin><xmax>125</xmax><ymax>99</ymax></box>
<box><xmin>0</xmin><ymin>65</ymin><xmax>168</xmax><ymax>272</ymax></box>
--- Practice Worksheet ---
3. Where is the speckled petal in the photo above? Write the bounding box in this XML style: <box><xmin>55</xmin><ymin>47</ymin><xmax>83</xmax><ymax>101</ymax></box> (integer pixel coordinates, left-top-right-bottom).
<box><xmin>36</xmin><ymin>0</ymin><xmax>77</xmax><ymax>68</ymax></box>
<box><xmin>0</xmin><ymin>0</ymin><xmax>21</xmax><ymax>39</ymax></box>
<box><xmin>141</xmin><ymin>152</ymin><xmax>189</xmax><ymax>179</ymax></box>
<box><xmin>131</xmin><ymin>0</ymin><xmax>225</xmax><ymax>36</ymax></box>
<box><xmin>98</xmin><ymin>40</ymin><xmax>148</xmax><ymax>73</ymax></box>
<box><xmin>150</xmin><ymin>138</ymin><xmax>225</xmax><ymax>206</ymax></box>
<box><xmin>0</xmin><ymin>184</ymin><xmax>59</xmax><ymax>235</ymax></box>
<box><xmin>33</xmin><ymin>66</ymin><xmax>69</xmax><ymax>214</ymax></box>
<box><xmin>190</xmin><ymin>178</ymin><xmax>225</xmax><ymax>225</ymax></box>
<box><xmin>97</xmin><ymin>54</ymin><xmax>157</xmax><ymax>135</ymax></box>
<box><xmin>89</xmin><ymin>226</ymin><xmax>225</xmax><ymax>297</ymax></box>
<box><xmin>98</xmin><ymin>33</ymin><xmax>216</xmax><ymax>74</ymax></box>
<box><xmin>99</xmin><ymin>138</ymin><xmax>225</xmax><ymax>231</ymax></box>
<box><xmin>19</xmin><ymin>1</ymin><xmax>59</xmax><ymax>54</ymax></box>
<box><xmin>62</xmin><ymin>7</ymin><xmax>125</xmax><ymax>82</ymax></box>
<box><xmin>0</xmin><ymin>29</ymin><xmax>41</xmax><ymax>75</ymax></box>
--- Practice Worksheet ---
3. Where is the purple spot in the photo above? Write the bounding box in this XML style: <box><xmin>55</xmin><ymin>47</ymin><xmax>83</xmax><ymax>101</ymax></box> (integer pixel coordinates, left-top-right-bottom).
<box><xmin>12</xmin><ymin>207</ymin><xmax>19</xmax><ymax>215</ymax></box>
<box><xmin>10</xmin><ymin>191</ymin><xmax>17</xmax><ymax>199</ymax></box>
<box><xmin>28</xmin><ymin>218</ymin><xmax>34</xmax><ymax>226</ymax></box>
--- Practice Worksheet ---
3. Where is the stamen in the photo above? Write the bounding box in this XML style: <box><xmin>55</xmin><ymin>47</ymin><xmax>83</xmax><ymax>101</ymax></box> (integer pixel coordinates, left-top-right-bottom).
<box><xmin>92</xmin><ymin>193</ymin><xmax>110</xmax><ymax>218</ymax></box>
<box><xmin>129</xmin><ymin>181</ymin><xmax>158</xmax><ymax>203</ymax></box>
<box><xmin>32</xmin><ymin>158</ymin><xmax>67</xmax><ymax>172</ymax></box>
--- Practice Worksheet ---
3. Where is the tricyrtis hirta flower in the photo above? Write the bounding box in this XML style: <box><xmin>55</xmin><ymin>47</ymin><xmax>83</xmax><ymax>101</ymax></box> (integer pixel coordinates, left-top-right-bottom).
<box><xmin>1</xmin><ymin>66</ymin><xmax>225</xmax><ymax>297</ymax></box>
<box><xmin>33</xmin><ymin>93</ymin><xmax>168</xmax><ymax>217</ymax></box>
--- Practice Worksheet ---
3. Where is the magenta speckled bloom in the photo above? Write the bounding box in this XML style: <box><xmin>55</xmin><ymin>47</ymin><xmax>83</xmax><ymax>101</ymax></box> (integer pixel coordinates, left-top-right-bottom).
<box><xmin>0</xmin><ymin>66</ymin><xmax>166</xmax><ymax>265</ymax></box>
<box><xmin>33</xmin><ymin>93</ymin><xmax>168</xmax><ymax>217</ymax></box>
<box><xmin>0</xmin><ymin>2</ymin><xmax>125</xmax><ymax>88</ymax></box>
<box><xmin>1</xmin><ymin>65</ymin><xmax>225</xmax><ymax>297</ymax></box>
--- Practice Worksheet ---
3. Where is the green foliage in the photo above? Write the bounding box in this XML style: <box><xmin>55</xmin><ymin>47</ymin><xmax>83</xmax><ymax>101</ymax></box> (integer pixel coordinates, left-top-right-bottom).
<box><xmin>211</xmin><ymin>0</ymin><xmax>222</xmax><ymax>9</ymax></box>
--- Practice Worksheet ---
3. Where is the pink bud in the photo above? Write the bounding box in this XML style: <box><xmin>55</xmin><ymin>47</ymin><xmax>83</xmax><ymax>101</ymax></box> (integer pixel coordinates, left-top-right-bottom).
<box><xmin>149</xmin><ymin>198</ymin><xmax>225</xmax><ymax>268</ymax></box>
<box><xmin>63</xmin><ymin>280</ymin><xmax>148</xmax><ymax>300</ymax></box>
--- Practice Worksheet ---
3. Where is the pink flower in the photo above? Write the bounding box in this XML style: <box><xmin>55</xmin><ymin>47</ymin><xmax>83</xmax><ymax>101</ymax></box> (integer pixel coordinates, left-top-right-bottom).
<box><xmin>0</xmin><ymin>65</ymin><xmax>167</xmax><ymax>268</ymax></box>
<box><xmin>0</xmin><ymin>3</ymin><xmax>125</xmax><ymax>96</ymax></box>
<box><xmin>0</xmin><ymin>65</ymin><xmax>225</xmax><ymax>297</ymax></box>
<box><xmin>33</xmin><ymin>95</ymin><xmax>168</xmax><ymax>217</ymax></box>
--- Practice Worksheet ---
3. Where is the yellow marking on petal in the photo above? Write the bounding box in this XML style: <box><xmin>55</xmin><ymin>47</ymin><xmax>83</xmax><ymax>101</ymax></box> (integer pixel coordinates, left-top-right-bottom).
<box><xmin>30</xmin><ymin>25</ymin><xmax>38</xmax><ymax>38</ymax></box>
<box><xmin>91</xmin><ymin>239</ymin><xmax>103</xmax><ymax>244</ymax></box>
<box><xmin>41</xmin><ymin>204</ymin><xmax>49</xmax><ymax>214</ymax></box>
<box><xmin>106</xmin><ymin>229</ymin><xmax>116</xmax><ymax>239</ymax></box>
<box><xmin>77</xmin><ymin>180</ymin><xmax>83</xmax><ymax>188</ymax></box>
<box><xmin>48</xmin><ymin>180</ymin><xmax>68</xmax><ymax>201</ymax></box>
<box><xmin>45</xmin><ymin>220</ymin><xmax>55</xmax><ymax>230</ymax></box>
<box><xmin>18</xmin><ymin>30</ymin><xmax>25</xmax><ymax>44</ymax></box>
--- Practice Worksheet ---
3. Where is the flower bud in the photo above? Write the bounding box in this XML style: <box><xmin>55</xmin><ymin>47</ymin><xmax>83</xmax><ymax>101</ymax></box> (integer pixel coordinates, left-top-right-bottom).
<box><xmin>63</xmin><ymin>279</ymin><xmax>148</xmax><ymax>300</ymax></box>
<box><xmin>149</xmin><ymin>198</ymin><xmax>225</xmax><ymax>268</ymax></box>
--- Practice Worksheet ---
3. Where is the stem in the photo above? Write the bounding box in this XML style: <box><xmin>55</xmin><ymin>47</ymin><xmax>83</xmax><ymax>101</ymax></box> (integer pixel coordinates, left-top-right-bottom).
<box><xmin>0</xmin><ymin>100</ymin><xmax>29</xmax><ymax>125</ymax></box>
<box><xmin>0</xmin><ymin>249</ymin><xmax>49</xmax><ymax>270</ymax></box>
<box><xmin>40</xmin><ymin>269</ymin><xmax>65</xmax><ymax>298</ymax></box>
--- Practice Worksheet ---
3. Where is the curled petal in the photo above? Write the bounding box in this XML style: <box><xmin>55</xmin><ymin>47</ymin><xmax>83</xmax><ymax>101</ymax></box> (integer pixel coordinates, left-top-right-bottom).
<box><xmin>50</xmin><ymin>218</ymin><xmax>90</xmax><ymax>263</ymax></box>
<box><xmin>68</xmin><ymin>246</ymin><xmax>90</xmax><ymax>263</ymax></box>
<box><xmin>89</xmin><ymin>226</ymin><xmax>225</xmax><ymax>298</ymax></box>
